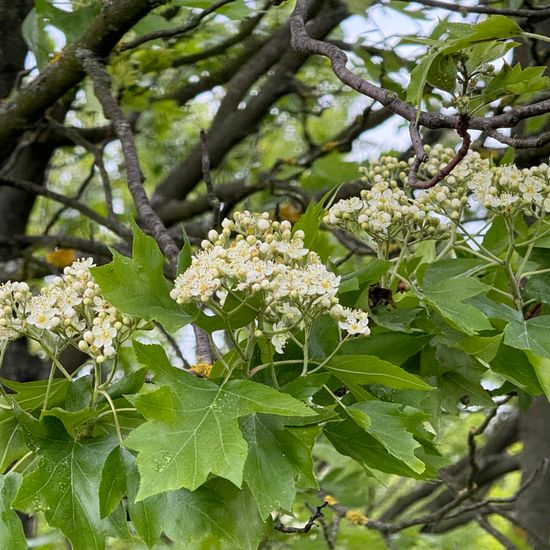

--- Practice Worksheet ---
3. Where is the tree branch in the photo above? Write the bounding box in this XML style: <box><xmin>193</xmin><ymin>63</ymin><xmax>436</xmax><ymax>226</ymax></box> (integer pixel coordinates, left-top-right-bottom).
<box><xmin>0</xmin><ymin>0</ymin><xmax>166</xmax><ymax>161</ymax></box>
<box><xmin>77</xmin><ymin>48</ymin><xmax>180</xmax><ymax>267</ymax></box>
<box><xmin>119</xmin><ymin>0</ymin><xmax>235</xmax><ymax>51</ymax></box>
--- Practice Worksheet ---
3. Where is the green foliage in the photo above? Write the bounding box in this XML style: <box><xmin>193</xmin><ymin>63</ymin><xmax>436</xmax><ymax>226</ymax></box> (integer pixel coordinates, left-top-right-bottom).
<box><xmin>92</xmin><ymin>220</ymin><xmax>196</xmax><ymax>332</ymax></box>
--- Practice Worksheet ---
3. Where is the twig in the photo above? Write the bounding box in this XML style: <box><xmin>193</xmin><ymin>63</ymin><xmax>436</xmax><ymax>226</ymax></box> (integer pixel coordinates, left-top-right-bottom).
<box><xmin>275</xmin><ymin>502</ymin><xmax>328</xmax><ymax>534</ymax></box>
<box><xmin>394</xmin><ymin>0</ymin><xmax>550</xmax><ymax>18</ymax></box>
<box><xmin>476</xmin><ymin>515</ymin><xmax>521</xmax><ymax>550</ymax></box>
<box><xmin>0</xmin><ymin>234</ymin><xmax>112</xmax><ymax>259</ymax></box>
<box><xmin>119</xmin><ymin>0</ymin><xmax>236</xmax><ymax>51</ymax></box>
<box><xmin>47</xmin><ymin>119</ymin><xmax>116</xmax><ymax>223</ymax></box>
<box><xmin>172</xmin><ymin>0</ymin><xmax>270</xmax><ymax>67</ymax></box>
<box><xmin>0</xmin><ymin>175</ymin><xmax>130</xmax><ymax>240</ymax></box>
<box><xmin>44</xmin><ymin>162</ymin><xmax>96</xmax><ymax>235</ymax></box>
<box><xmin>408</xmin><ymin>116</ymin><xmax>471</xmax><ymax>189</ymax></box>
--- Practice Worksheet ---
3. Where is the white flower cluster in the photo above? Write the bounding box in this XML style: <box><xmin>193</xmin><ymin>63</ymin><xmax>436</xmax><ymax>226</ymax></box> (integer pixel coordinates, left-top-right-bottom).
<box><xmin>170</xmin><ymin>211</ymin><xmax>370</xmax><ymax>354</ymax></box>
<box><xmin>0</xmin><ymin>281</ymin><xmax>31</xmax><ymax>346</ymax></box>
<box><xmin>324</xmin><ymin>180</ymin><xmax>447</xmax><ymax>245</ymax></box>
<box><xmin>1</xmin><ymin>259</ymin><xmax>137</xmax><ymax>363</ymax></box>
<box><xmin>468</xmin><ymin>164</ymin><xmax>550</xmax><ymax>215</ymax></box>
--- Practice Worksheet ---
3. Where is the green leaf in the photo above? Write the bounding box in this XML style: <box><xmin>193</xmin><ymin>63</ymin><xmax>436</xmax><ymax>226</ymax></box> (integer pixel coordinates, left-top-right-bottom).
<box><xmin>177</xmin><ymin>228</ymin><xmax>192</xmax><ymax>275</ymax></box>
<box><xmin>324</xmin><ymin>419</ymin><xmax>428</xmax><ymax>479</ymax></box>
<box><xmin>526</xmin><ymin>352</ymin><xmax>550</xmax><ymax>401</ymax></box>
<box><xmin>339</xmin><ymin>333</ymin><xmax>430</xmax><ymax>366</ymax></box>
<box><xmin>0</xmin><ymin>411</ymin><xmax>26</xmax><ymax>471</ymax></box>
<box><xmin>483</xmin><ymin>63</ymin><xmax>550</xmax><ymax>104</ymax></box>
<box><xmin>0</xmin><ymin>473</ymin><xmax>26</xmax><ymax>550</ymax></box>
<box><xmin>406</xmin><ymin>46</ymin><xmax>441</xmax><ymax>107</ymax></box>
<box><xmin>13</xmin><ymin>412</ymin><xmax>117</xmax><ymax>550</ymax></box>
<box><xmin>99</xmin><ymin>446</ymin><xmax>132</xmax><ymax>519</ymax></box>
<box><xmin>422</xmin><ymin>275</ymin><xmax>492</xmax><ymax>335</ymax></box>
<box><xmin>327</xmin><ymin>355</ymin><xmax>433</xmax><ymax>391</ymax></box>
<box><xmin>292</xmin><ymin>199</ymin><xmax>324</xmax><ymax>253</ymax></box>
<box><xmin>426</xmin><ymin>54</ymin><xmax>457</xmax><ymax>93</ymax></box>
<box><xmin>348</xmin><ymin>401</ymin><xmax>426</xmax><ymax>473</ymax></box>
<box><xmin>490</xmin><ymin>345</ymin><xmax>542</xmax><ymax>395</ymax></box>
<box><xmin>241</xmin><ymin>415</ymin><xmax>319</xmax><ymax>518</ymax></box>
<box><xmin>308</xmin><ymin>315</ymin><xmax>339</xmax><ymax>360</ymax></box>
<box><xmin>126</xmin><ymin>343</ymin><xmax>314</xmax><ymax>498</ymax></box>
<box><xmin>504</xmin><ymin>315</ymin><xmax>550</xmax><ymax>359</ymax></box>
<box><xmin>459</xmin><ymin>334</ymin><xmax>503</xmax><ymax>363</ymax></box>
<box><xmin>525</xmin><ymin>272</ymin><xmax>550</xmax><ymax>304</ymax></box>
<box><xmin>439</xmin><ymin>372</ymin><xmax>494</xmax><ymax>407</ymax></box>
<box><xmin>339</xmin><ymin>259</ymin><xmax>391</xmax><ymax>294</ymax></box>
<box><xmin>92</xmin><ymin>219</ymin><xmax>196</xmax><ymax>332</ymax></box>
<box><xmin>0</xmin><ymin>378</ymin><xmax>69</xmax><ymax>470</ymax></box>
<box><xmin>127</xmin><ymin>459</ymin><xmax>270</xmax><ymax>549</ymax></box>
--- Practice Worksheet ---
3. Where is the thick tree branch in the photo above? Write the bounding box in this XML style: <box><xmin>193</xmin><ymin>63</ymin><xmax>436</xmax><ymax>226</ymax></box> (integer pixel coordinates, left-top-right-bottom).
<box><xmin>0</xmin><ymin>0</ymin><xmax>166</xmax><ymax>162</ymax></box>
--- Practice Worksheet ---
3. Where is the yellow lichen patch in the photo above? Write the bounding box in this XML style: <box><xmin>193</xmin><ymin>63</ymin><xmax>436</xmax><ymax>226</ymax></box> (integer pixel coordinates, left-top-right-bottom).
<box><xmin>345</xmin><ymin>510</ymin><xmax>368</xmax><ymax>526</ymax></box>
<box><xmin>45</xmin><ymin>249</ymin><xmax>77</xmax><ymax>268</ymax></box>
<box><xmin>190</xmin><ymin>362</ymin><xmax>212</xmax><ymax>378</ymax></box>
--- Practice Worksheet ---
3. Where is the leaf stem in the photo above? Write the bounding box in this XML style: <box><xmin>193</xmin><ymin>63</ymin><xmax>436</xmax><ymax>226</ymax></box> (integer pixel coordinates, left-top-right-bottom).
<box><xmin>98</xmin><ymin>389</ymin><xmax>123</xmax><ymax>444</ymax></box>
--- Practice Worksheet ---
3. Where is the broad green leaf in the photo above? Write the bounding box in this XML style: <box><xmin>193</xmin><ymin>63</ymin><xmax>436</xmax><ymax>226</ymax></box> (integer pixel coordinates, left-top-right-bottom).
<box><xmin>339</xmin><ymin>333</ymin><xmax>430</xmax><ymax>365</ymax></box>
<box><xmin>426</xmin><ymin>54</ymin><xmax>457</xmax><ymax>93</ymax></box>
<box><xmin>339</xmin><ymin>259</ymin><xmax>391</xmax><ymax>294</ymax></box>
<box><xmin>0</xmin><ymin>378</ymin><xmax>69</xmax><ymax>470</ymax></box>
<box><xmin>369</xmin><ymin>307</ymin><xmax>421</xmax><ymax>333</ymax></box>
<box><xmin>422</xmin><ymin>276</ymin><xmax>492</xmax><ymax>335</ymax></box>
<box><xmin>491</xmin><ymin>345</ymin><xmax>542</xmax><ymax>395</ymax></box>
<box><xmin>41</xmin><ymin>406</ymin><xmax>97</xmax><ymax>436</ymax></box>
<box><xmin>194</xmin><ymin>291</ymin><xmax>261</xmax><ymax>332</ymax></box>
<box><xmin>99</xmin><ymin>446</ymin><xmax>133</xmax><ymax>519</ymax></box>
<box><xmin>0</xmin><ymin>473</ymin><xmax>26</xmax><ymax>550</ymax></box>
<box><xmin>13</xmin><ymin>412</ymin><xmax>117</xmax><ymax>550</ymax></box>
<box><xmin>0</xmin><ymin>411</ymin><xmax>26</xmax><ymax>472</ymax></box>
<box><xmin>504</xmin><ymin>315</ymin><xmax>550</xmax><ymax>359</ymax></box>
<box><xmin>127</xmin><ymin>458</ymin><xmax>270</xmax><ymax>549</ymax></box>
<box><xmin>126</xmin><ymin>343</ymin><xmax>314</xmax><ymax>498</ymax></box>
<box><xmin>324</xmin><ymin>419</ymin><xmax>428</xmax><ymax>479</ymax></box>
<box><xmin>1</xmin><ymin>378</ymin><xmax>69</xmax><ymax>411</ymax></box>
<box><xmin>459</xmin><ymin>334</ymin><xmax>503</xmax><ymax>363</ymax></box>
<box><xmin>92</xmin><ymin>219</ymin><xmax>196</xmax><ymax>332</ymax></box>
<box><xmin>483</xmin><ymin>63</ymin><xmax>550</xmax><ymax>105</ymax></box>
<box><xmin>327</xmin><ymin>355</ymin><xmax>433</xmax><ymax>391</ymax></box>
<box><xmin>308</xmin><ymin>315</ymin><xmax>339</xmax><ymax>360</ymax></box>
<box><xmin>439</xmin><ymin>372</ymin><xmax>494</xmax><ymax>407</ymax></box>
<box><xmin>527</xmin><ymin>352</ymin><xmax>550</xmax><ymax>401</ymax></box>
<box><xmin>348</xmin><ymin>401</ymin><xmax>426</xmax><ymax>473</ymax></box>
<box><xmin>241</xmin><ymin>415</ymin><xmax>319</xmax><ymax>518</ymax></box>
<box><xmin>525</xmin><ymin>272</ymin><xmax>550</xmax><ymax>304</ymax></box>
<box><xmin>21</xmin><ymin>7</ymin><xmax>55</xmax><ymax>69</ymax></box>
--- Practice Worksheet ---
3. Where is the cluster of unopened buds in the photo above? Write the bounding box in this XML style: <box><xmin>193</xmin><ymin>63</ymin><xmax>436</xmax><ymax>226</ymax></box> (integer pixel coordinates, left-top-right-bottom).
<box><xmin>468</xmin><ymin>163</ymin><xmax>550</xmax><ymax>215</ymax></box>
<box><xmin>325</xmin><ymin>179</ymin><xmax>448</xmax><ymax>247</ymax></box>
<box><xmin>170</xmin><ymin>211</ymin><xmax>370</xmax><ymax>354</ymax></box>
<box><xmin>0</xmin><ymin>259</ymin><xmax>138</xmax><ymax>363</ymax></box>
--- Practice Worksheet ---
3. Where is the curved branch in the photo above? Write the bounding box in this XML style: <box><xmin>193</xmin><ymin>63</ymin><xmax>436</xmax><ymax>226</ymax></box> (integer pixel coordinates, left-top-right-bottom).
<box><xmin>395</xmin><ymin>0</ymin><xmax>550</xmax><ymax>18</ymax></box>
